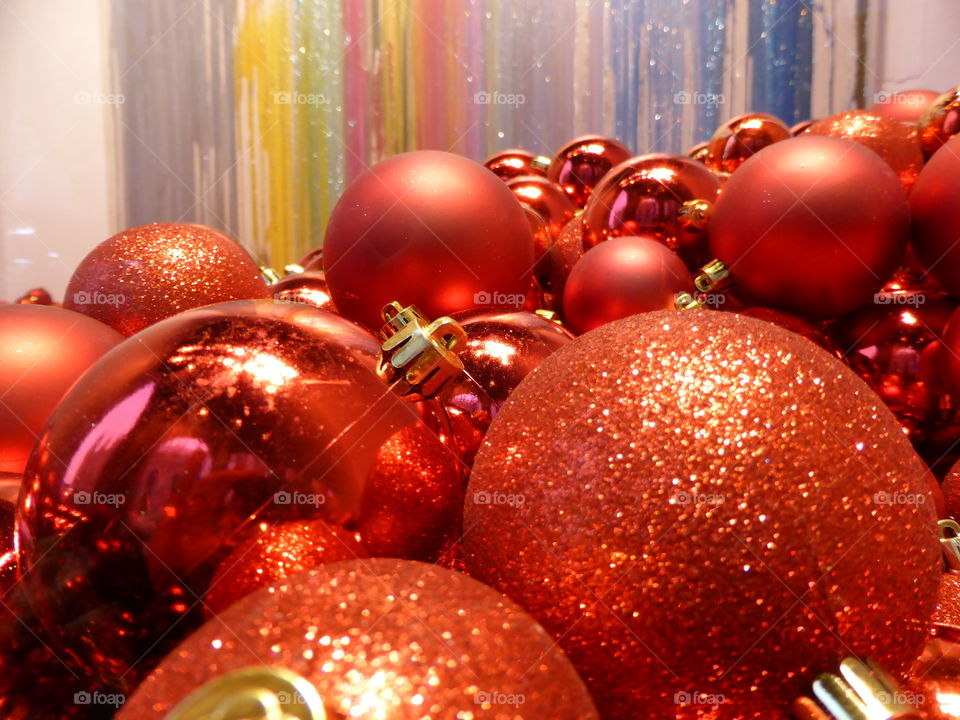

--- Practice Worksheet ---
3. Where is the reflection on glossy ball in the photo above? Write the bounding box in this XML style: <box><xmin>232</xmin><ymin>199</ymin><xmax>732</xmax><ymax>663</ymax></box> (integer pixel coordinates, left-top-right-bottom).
<box><xmin>269</xmin><ymin>270</ymin><xmax>336</xmax><ymax>312</ymax></box>
<box><xmin>706</xmin><ymin>112</ymin><xmax>791</xmax><ymax>174</ymax></box>
<box><xmin>547</xmin><ymin>135</ymin><xmax>632</xmax><ymax>208</ymax></box>
<box><xmin>507</xmin><ymin>175</ymin><xmax>576</xmax><ymax>280</ymax></box>
<box><xmin>484</xmin><ymin>148</ymin><xmax>550</xmax><ymax>181</ymax></box>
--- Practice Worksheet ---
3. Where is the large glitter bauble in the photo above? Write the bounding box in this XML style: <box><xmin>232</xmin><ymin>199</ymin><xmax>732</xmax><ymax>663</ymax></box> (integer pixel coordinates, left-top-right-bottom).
<box><xmin>911</xmin><ymin>135</ymin><xmax>960</xmax><ymax>299</ymax></box>
<box><xmin>870</xmin><ymin>89</ymin><xmax>940</xmax><ymax>124</ymax></box>
<box><xmin>118</xmin><ymin>558</ymin><xmax>599</xmax><ymax>719</ymax></box>
<box><xmin>63</xmin><ymin>223</ymin><xmax>269</xmax><ymax>336</ymax></box>
<box><xmin>0</xmin><ymin>305</ymin><xmax>122</xmax><ymax>479</ymax></box>
<box><xmin>805</xmin><ymin>110</ymin><xmax>925</xmax><ymax>193</ymax></box>
<box><xmin>462</xmin><ymin>310</ymin><xmax>940</xmax><ymax>720</ymax></box>
<box><xmin>705</xmin><ymin>112</ymin><xmax>792</xmax><ymax>175</ymax></box>
<box><xmin>709</xmin><ymin>136</ymin><xmax>909</xmax><ymax>320</ymax></box>
<box><xmin>546</xmin><ymin>135</ymin><xmax>632</xmax><ymax>208</ymax></box>
<box><xmin>323</xmin><ymin>151</ymin><xmax>534</xmax><ymax>330</ymax></box>
<box><xmin>16</xmin><ymin>300</ymin><xmax>463</xmax><ymax>692</ymax></box>
<box><xmin>919</xmin><ymin>87</ymin><xmax>960</xmax><ymax>158</ymax></box>
<box><xmin>582</xmin><ymin>154</ymin><xmax>722</xmax><ymax>269</ymax></box>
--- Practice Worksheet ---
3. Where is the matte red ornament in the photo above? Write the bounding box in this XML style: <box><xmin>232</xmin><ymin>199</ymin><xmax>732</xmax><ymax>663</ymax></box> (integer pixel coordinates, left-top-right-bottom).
<box><xmin>709</xmin><ymin>136</ymin><xmax>909</xmax><ymax>320</ymax></box>
<box><xmin>563</xmin><ymin>236</ymin><xmax>692</xmax><ymax>335</ymax></box>
<box><xmin>0</xmin><ymin>305</ymin><xmax>122</xmax><ymax>479</ymax></box>
<box><xmin>63</xmin><ymin>223</ymin><xmax>269</xmax><ymax>336</ymax></box>
<box><xmin>484</xmin><ymin>148</ymin><xmax>550</xmax><ymax>181</ymax></box>
<box><xmin>911</xmin><ymin>135</ymin><xmax>960</xmax><ymax>299</ymax></box>
<box><xmin>582</xmin><ymin>154</ymin><xmax>722</xmax><ymax>269</ymax></box>
<box><xmin>705</xmin><ymin>112</ymin><xmax>792</xmax><ymax>174</ymax></box>
<box><xmin>269</xmin><ymin>270</ymin><xmax>335</xmax><ymax>312</ymax></box>
<box><xmin>919</xmin><ymin>87</ymin><xmax>960</xmax><ymax>158</ymax></box>
<box><xmin>547</xmin><ymin>135</ymin><xmax>632</xmax><ymax>208</ymax></box>
<box><xmin>463</xmin><ymin>310</ymin><xmax>939</xmax><ymax>720</ymax></box>
<box><xmin>805</xmin><ymin>110</ymin><xmax>925</xmax><ymax>192</ymax></box>
<box><xmin>324</xmin><ymin>151</ymin><xmax>534</xmax><ymax>330</ymax></box>
<box><xmin>870</xmin><ymin>89</ymin><xmax>940</xmax><ymax>124</ymax></box>
<box><xmin>507</xmin><ymin>174</ymin><xmax>576</xmax><ymax>280</ymax></box>
<box><xmin>16</xmin><ymin>300</ymin><xmax>463</xmax><ymax>692</ymax></box>
<box><xmin>119</xmin><ymin>559</ymin><xmax>599</xmax><ymax>719</ymax></box>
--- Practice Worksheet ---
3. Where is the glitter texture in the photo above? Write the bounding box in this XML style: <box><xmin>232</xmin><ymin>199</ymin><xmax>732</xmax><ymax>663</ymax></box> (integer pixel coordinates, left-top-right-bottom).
<box><xmin>119</xmin><ymin>558</ymin><xmax>599</xmax><ymax>719</ymax></box>
<box><xmin>463</xmin><ymin>310</ymin><xmax>940</xmax><ymax>719</ymax></box>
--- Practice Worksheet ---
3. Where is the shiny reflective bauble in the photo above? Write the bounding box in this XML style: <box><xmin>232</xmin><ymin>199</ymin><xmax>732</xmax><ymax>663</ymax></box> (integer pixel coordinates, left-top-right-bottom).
<box><xmin>687</xmin><ymin>141</ymin><xmax>709</xmax><ymax>162</ymax></box>
<box><xmin>63</xmin><ymin>223</ymin><xmax>269</xmax><ymax>336</ymax></box>
<box><xmin>919</xmin><ymin>87</ymin><xmax>960</xmax><ymax>158</ymax></box>
<box><xmin>298</xmin><ymin>246</ymin><xmax>323</xmax><ymax>272</ymax></box>
<box><xmin>118</xmin><ymin>558</ymin><xmax>599</xmax><ymax>720</ymax></box>
<box><xmin>705</xmin><ymin>112</ymin><xmax>792</xmax><ymax>174</ymax></box>
<box><xmin>911</xmin><ymin>135</ymin><xmax>960</xmax><ymax>299</ymax></box>
<box><xmin>484</xmin><ymin>148</ymin><xmax>550</xmax><ymax>181</ymax></box>
<box><xmin>463</xmin><ymin>311</ymin><xmax>939</xmax><ymax>719</ymax></box>
<box><xmin>547</xmin><ymin>135</ymin><xmax>632</xmax><ymax>208</ymax></box>
<box><xmin>507</xmin><ymin>175</ymin><xmax>577</xmax><ymax>281</ymax></box>
<box><xmin>0</xmin><ymin>305</ymin><xmax>123</xmax><ymax>478</ymax></box>
<box><xmin>14</xmin><ymin>288</ymin><xmax>54</xmax><ymax>305</ymax></box>
<box><xmin>269</xmin><ymin>271</ymin><xmax>336</xmax><ymax>312</ymax></box>
<box><xmin>445</xmin><ymin>311</ymin><xmax>573</xmax><ymax>466</ymax></box>
<box><xmin>563</xmin><ymin>236</ymin><xmax>692</xmax><ymax>335</ymax></box>
<box><xmin>17</xmin><ymin>300</ymin><xmax>463</xmax><ymax>691</ymax></box>
<box><xmin>324</xmin><ymin>151</ymin><xmax>534</xmax><ymax>330</ymax></box>
<box><xmin>582</xmin><ymin>154</ymin><xmax>722</xmax><ymax>269</ymax></box>
<box><xmin>870</xmin><ymin>88</ymin><xmax>940</xmax><ymax>124</ymax></box>
<box><xmin>790</xmin><ymin>119</ymin><xmax>815</xmax><ymax>135</ymax></box>
<box><xmin>710</xmin><ymin>136</ymin><xmax>909</xmax><ymax>320</ymax></box>
<box><xmin>805</xmin><ymin>110</ymin><xmax>925</xmax><ymax>192</ymax></box>
<box><xmin>204</xmin><ymin>519</ymin><xmax>368</xmax><ymax>615</ymax></box>
<box><xmin>906</xmin><ymin>638</ymin><xmax>960</xmax><ymax>720</ymax></box>
<box><xmin>0</xmin><ymin>499</ymin><xmax>14</xmax><ymax>594</ymax></box>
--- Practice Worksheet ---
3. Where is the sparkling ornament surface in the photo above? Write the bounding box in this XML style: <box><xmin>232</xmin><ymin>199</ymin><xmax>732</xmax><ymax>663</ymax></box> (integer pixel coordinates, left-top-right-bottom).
<box><xmin>269</xmin><ymin>270</ymin><xmax>336</xmax><ymax>312</ymax></box>
<box><xmin>547</xmin><ymin>135</ymin><xmax>632</xmax><ymax>208</ymax></box>
<box><xmin>919</xmin><ymin>87</ymin><xmax>960</xmax><ymax>158</ymax></box>
<box><xmin>805</xmin><ymin>110</ymin><xmax>925</xmax><ymax>192</ymax></box>
<box><xmin>705</xmin><ymin>112</ymin><xmax>792</xmax><ymax>174</ymax></box>
<box><xmin>710</xmin><ymin>136</ymin><xmax>909</xmax><ymax>320</ymax></box>
<box><xmin>944</xmin><ymin>459</ymin><xmax>960</xmax><ymax>520</ymax></box>
<box><xmin>323</xmin><ymin>151</ymin><xmax>534</xmax><ymax>330</ymax></box>
<box><xmin>463</xmin><ymin>310</ymin><xmax>940</xmax><ymax>719</ymax></box>
<box><xmin>484</xmin><ymin>148</ymin><xmax>549</xmax><ymax>181</ymax></box>
<box><xmin>63</xmin><ymin>223</ymin><xmax>270</xmax><ymax>336</ymax></box>
<box><xmin>734</xmin><ymin>306</ymin><xmax>839</xmax><ymax>355</ymax></box>
<box><xmin>933</xmin><ymin>572</ymin><xmax>960</xmax><ymax>642</ymax></box>
<box><xmin>910</xmin><ymin>135</ymin><xmax>960</xmax><ymax>299</ymax></box>
<box><xmin>870</xmin><ymin>89</ymin><xmax>940</xmax><ymax>124</ymax></box>
<box><xmin>16</xmin><ymin>300</ymin><xmax>463</xmax><ymax>691</ymax></box>
<box><xmin>119</xmin><ymin>558</ymin><xmax>599</xmax><ymax>719</ymax></box>
<box><xmin>546</xmin><ymin>215</ymin><xmax>586</xmax><ymax>301</ymax></box>
<box><xmin>0</xmin><ymin>305</ymin><xmax>123</xmax><ymax>478</ymax></box>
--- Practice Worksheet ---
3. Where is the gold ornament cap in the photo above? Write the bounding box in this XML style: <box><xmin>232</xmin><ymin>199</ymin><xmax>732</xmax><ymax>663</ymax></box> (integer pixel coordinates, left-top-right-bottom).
<box><xmin>694</xmin><ymin>259</ymin><xmax>731</xmax><ymax>293</ymax></box>
<box><xmin>792</xmin><ymin>657</ymin><xmax>922</xmax><ymax>720</ymax></box>
<box><xmin>939</xmin><ymin>518</ymin><xmax>960</xmax><ymax>571</ymax></box>
<box><xmin>677</xmin><ymin>198</ymin><xmax>714</xmax><ymax>232</ymax></box>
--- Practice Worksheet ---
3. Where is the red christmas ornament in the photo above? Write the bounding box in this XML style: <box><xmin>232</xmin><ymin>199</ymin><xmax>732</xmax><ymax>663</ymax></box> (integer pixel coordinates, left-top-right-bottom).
<box><xmin>269</xmin><ymin>270</ymin><xmax>336</xmax><ymax>312</ymax></box>
<box><xmin>445</xmin><ymin>311</ymin><xmax>573</xmax><ymax>465</ymax></box>
<box><xmin>63</xmin><ymin>223</ymin><xmax>269</xmax><ymax>336</ymax></box>
<box><xmin>119</xmin><ymin>559</ymin><xmax>599</xmax><ymax>719</ymax></box>
<box><xmin>546</xmin><ymin>135</ymin><xmax>632</xmax><ymax>208</ymax></box>
<box><xmin>463</xmin><ymin>311</ymin><xmax>939</xmax><ymax>719</ymax></box>
<box><xmin>709</xmin><ymin>136</ymin><xmax>909</xmax><ymax>320</ymax></box>
<box><xmin>0</xmin><ymin>499</ymin><xmax>14</xmax><ymax>595</ymax></box>
<box><xmin>705</xmin><ymin>112</ymin><xmax>792</xmax><ymax>174</ymax></box>
<box><xmin>790</xmin><ymin>119</ymin><xmax>815</xmax><ymax>135</ymax></box>
<box><xmin>734</xmin><ymin>306</ymin><xmax>839</xmax><ymax>355</ymax></box>
<box><xmin>919</xmin><ymin>87</ymin><xmax>960</xmax><ymax>158</ymax></box>
<box><xmin>935</xmin><ymin>307</ymin><xmax>960</xmax><ymax>400</ymax></box>
<box><xmin>14</xmin><ymin>288</ymin><xmax>53</xmax><ymax>305</ymax></box>
<box><xmin>562</xmin><ymin>236</ymin><xmax>692</xmax><ymax>335</ymax></box>
<box><xmin>805</xmin><ymin>110</ymin><xmax>925</xmax><ymax>193</ymax></box>
<box><xmin>944</xmin><ymin>460</ymin><xmax>960</xmax><ymax>521</ymax></box>
<box><xmin>687</xmin><ymin>141</ymin><xmax>710</xmax><ymax>163</ymax></box>
<box><xmin>870</xmin><ymin>89</ymin><xmax>940</xmax><ymax>124</ymax></box>
<box><xmin>16</xmin><ymin>300</ymin><xmax>463</xmax><ymax>691</ymax></box>
<box><xmin>507</xmin><ymin>174</ymin><xmax>576</xmax><ymax>280</ymax></box>
<box><xmin>298</xmin><ymin>246</ymin><xmax>323</xmax><ymax>271</ymax></box>
<box><xmin>484</xmin><ymin>148</ymin><xmax>550</xmax><ymax>181</ymax></box>
<box><xmin>582</xmin><ymin>154</ymin><xmax>722</xmax><ymax>269</ymax></box>
<box><xmin>324</xmin><ymin>151</ymin><xmax>534</xmax><ymax>330</ymax></box>
<box><xmin>907</xmin><ymin>637</ymin><xmax>960</xmax><ymax>720</ymax></box>
<box><xmin>547</xmin><ymin>215</ymin><xmax>586</xmax><ymax>301</ymax></box>
<box><xmin>911</xmin><ymin>135</ymin><xmax>960</xmax><ymax>299</ymax></box>
<box><xmin>0</xmin><ymin>305</ymin><xmax>122</xmax><ymax>479</ymax></box>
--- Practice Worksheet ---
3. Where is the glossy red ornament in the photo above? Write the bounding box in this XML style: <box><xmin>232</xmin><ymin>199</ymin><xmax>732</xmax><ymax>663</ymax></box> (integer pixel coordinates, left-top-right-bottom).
<box><xmin>710</xmin><ymin>136</ymin><xmax>909</xmax><ymax>320</ymax></box>
<box><xmin>687</xmin><ymin>141</ymin><xmax>709</xmax><ymax>163</ymax></box>
<box><xmin>445</xmin><ymin>311</ymin><xmax>573</xmax><ymax>466</ymax></box>
<box><xmin>463</xmin><ymin>310</ymin><xmax>939</xmax><ymax>720</ymax></box>
<box><xmin>805</xmin><ymin>110</ymin><xmax>925</xmax><ymax>192</ymax></box>
<box><xmin>705</xmin><ymin>112</ymin><xmax>792</xmax><ymax>174</ymax></box>
<box><xmin>507</xmin><ymin>174</ymin><xmax>576</xmax><ymax>280</ymax></box>
<box><xmin>547</xmin><ymin>135</ymin><xmax>632</xmax><ymax>208</ymax></box>
<box><xmin>870</xmin><ymin>89</ymin><xmax>939</xmax><ymax>124</ymax></box>
<box><xmin>119</xmin><ymin>558</ymin><xmax>599</xmax><ymax>719</ymax></box>
<box><xmin>911</xmin><ymin>135</ymin><xmax>960</xmax><ymax>299</ymax></box>
<box><xmin>16</xmin><ymin>300</ymin><xmax>463</xmax><ymax>691</ymax></box>
<box><xmin>269</xmin><ymin>270</ymin><xmax>335</xmax><ymax>312</ymax></box>
<box><xmin>324</xmin><ymin>151</ymin><xmax>534</xmax><ymax>330</ymax></box>
<box><xmin>935</xmin><ymin>307</ymin><xmax>960</xmax><ymax>399</ymax></box>
<box><xmin>14</xmin><ymin>288</ymin><xmax>53</xmax><ymax>305</ymax></box>
<box><xmin>907</xmin><ymin>637</ymin><xmax>960</xmax><ymax>720</ymax></box>
<box><xmin>919</xmin><ymin>87</ymin><xmax>960</xmax><ymax>158</ymax></box>
<box><xmin>298</xmin><ymin>246</ymin><xmax>323</xmax><ymax>272</ymax></box>
<box><xmin>582</xmin><ymin>154</ymin><xmax>722</xmax><ymax>269</ymax></box>
<box><xmin>0</xmin><ymin>499</ymin><xmax>14</xmax><ymax>595</ymax></box>
<box><xmin>562</xmin><ymin>236</ymin><xmax>692</xmax><ymax>335</ymax></box>
<box><xmin>790</xmin><ymin>119</ymin><xmax>815</xmax><ymax>135</ymax></box>
<box><xmin>547</xmin><ymin>215</ymin><xmax>586</xmax><ymax>301</ymax></box>
<box><xmin>63</xmin><ymin>223</ymin><xmax>269</xmax><ymax>336</ymax></box>
<box><xmin>0</xmin><ymin>305</ymin><xmax>123</xmax><ymax>479</ymax></box>
<box><xmin>484</xmin><ymin>148</ymin><xmax>550</xmax><ymax>181</ymax></box>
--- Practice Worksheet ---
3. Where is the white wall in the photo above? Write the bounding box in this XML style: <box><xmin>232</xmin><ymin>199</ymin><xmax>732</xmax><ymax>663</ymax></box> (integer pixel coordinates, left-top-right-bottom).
<box><xmin>876</xmin><ymin>1</ymin><xmax>960</xmax><ymax>93</ymax></box>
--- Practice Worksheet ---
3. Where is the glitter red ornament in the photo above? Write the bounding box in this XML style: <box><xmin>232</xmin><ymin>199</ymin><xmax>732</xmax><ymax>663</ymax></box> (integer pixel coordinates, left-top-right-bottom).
<box><xmin>463</xmin><ymin>310</ymin><xmax>939</xmax><ymax>720</ymax></box>
<box><xmin>119</xmin><ymin>559</ymin><xmax>599</xmax><ymax>719</ymax></box>
<box><xmin>705</xmin><ymin>112</ymin><xmax>792</xmax><ymax>174</ymax></box>
<box><xmin>324</xmin><ymin>151</ymin><xmax>534</xmax><ymax>330</ymax></box>
<box><xmin>919</xmin><ymin>87</ymin><xmax>960</xmax><ymax>158</ymax></box>
<box><xmin>547</xmin><ymin>215</ymin><xmax>586</xmax><ymax>301</ymax></box>
<box><xmin>870</xmin><ymin>88</ymin><xmax>940</xmax><ymax>124</ymax></box>
<box><xmin>709</xmin><ymin>135</ymin><xmax>909</xmax><ymax>320</ymax></box>
<box><xmin>547</xmin><ymin>135</ymin><xmax>632</xmax><ymax>208</ymax></box>
<box><xmin>484</xmin><ymin>147</ymin><xmax>551</xmax><ymax>181</ymax></box>
<box><xmin>63</xmin><ymin>223</ymin><xmax>269</xmax><ymax>336</ymax></box>
<box><xmin>911</xmin><ymin>135</ymin><xmax>960</xmax><ymax>299</ymax></box>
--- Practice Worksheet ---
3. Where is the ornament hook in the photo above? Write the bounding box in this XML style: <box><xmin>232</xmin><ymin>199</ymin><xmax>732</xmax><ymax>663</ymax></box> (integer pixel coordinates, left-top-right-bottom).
<box><xmin>792</xmin><ymin>657</ymin><xmax>922</xmax><ymax>720</ymax></box>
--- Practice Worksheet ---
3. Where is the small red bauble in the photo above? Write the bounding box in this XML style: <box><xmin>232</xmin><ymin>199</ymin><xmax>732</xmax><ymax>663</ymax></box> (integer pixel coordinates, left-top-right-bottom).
<box><xmin>14</xmin><ymin>288</ymin><xmax>54</xmax><ymax>305</ymax></box>
<box><xmin>705</xmin><ymin>112</ymin><xmax>792</xmax><ymax>174</ymax></box>
<box><xmin>0</xmin><ymin>305</ymin><xmax>122</xmax><ymax>478</ymax></box>
<box><xmin>547</xmin><ymin>215</ymin><xmax>586</xmax><ymax>301</ymax></box>
<box><xmin>870</xmin><ymin>89</ymin><xmax>940</xmax><ymax>124</ymax></box>
<box><xmin>324</xmin><ymin>151</ymin><xmax>534</xmax><ymax>330</ymax></box>
<box><xmin>919</xmin><ymin>87</ymin><xmax>960</xmax><ymax>158</ymax></box>
<box><xmin>298</xmin><ymin>246</ymin><xmax>323</xmax><ymax>271</ymax></box>
<box><xmin>63</xmin><ymin>223</ymin><xmax>269</xmax><ymax>336</ymax></box>
<box><xmin>709</xmin><ymin>136</ymin><xmax>909</xmax><ymax>320</ymax></box>
<box><xmin>269</xmin><ymin>270</ymin><xmax>336</xmax><ymax>312</ymax></box>
<box><xmin>547</xmin><ymin>135</ymin><xmax>632</xmax><ymax>208</ymax></box>
<box><xmin>687</xmin><ymin>141</ymin><xmax>710</xmax><ymax>162</ymax></box>
<box><xmin>911</xmin><ymin>135</ymin><xmax>960</xmax><ymax>299</ymax></box>
<box><xmin>562</xmin><ymin>236</ymin><xmax>692</xmax><ymax>335</ymax></box>
<box><xmin>484</xmin><ymin>148</ymin><xmax>550</xmax><ymax>181</ymax></box>
<box><xmin>506</xmin><ymin>174</ymin><xmax>576</xmax><ymax>280</ymax></box>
